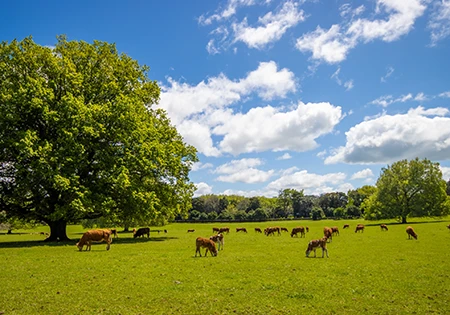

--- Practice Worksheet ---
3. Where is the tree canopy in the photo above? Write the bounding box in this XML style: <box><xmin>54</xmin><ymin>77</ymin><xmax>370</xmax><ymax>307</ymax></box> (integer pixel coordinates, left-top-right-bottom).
<box><xmin>0</xmin><ymin>36</ymin><xmax>197</xmax><ymax>240</ymax></box>
<box><xmin>364</xmin><ymin>158</ymin><xmax>450</xmax><ymax>223</ymax></box>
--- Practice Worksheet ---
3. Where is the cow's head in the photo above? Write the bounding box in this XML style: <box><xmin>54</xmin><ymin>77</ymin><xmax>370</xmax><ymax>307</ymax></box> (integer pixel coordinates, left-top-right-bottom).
<box><xmin>305</xmin><ymin>249</ymin><xmax>311</xmax><ymax>257</ymax></box>
<box><xmin>76</xmin><ymin>242</ymin><xmax>83</xmax><ymax>251</ymax></box>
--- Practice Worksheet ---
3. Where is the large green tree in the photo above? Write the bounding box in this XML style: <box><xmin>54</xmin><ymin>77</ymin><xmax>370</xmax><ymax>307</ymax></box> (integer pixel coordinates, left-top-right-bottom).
<box><xmin>0</xmin><ymin>36</ymin><xmax>197</xmax><ymax>240</ymax></box>
<box><xmin>364</xmin><ymin>158</ymin><xmax>450</xmax><ymax>223</ymax></box>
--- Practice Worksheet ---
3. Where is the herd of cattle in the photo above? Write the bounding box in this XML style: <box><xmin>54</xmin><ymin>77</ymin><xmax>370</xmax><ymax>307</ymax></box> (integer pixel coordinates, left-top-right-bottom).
<box><xmin>75</xmin><ymin>223</ymin><xmax>450</xmax><ymax>254</ymax></box>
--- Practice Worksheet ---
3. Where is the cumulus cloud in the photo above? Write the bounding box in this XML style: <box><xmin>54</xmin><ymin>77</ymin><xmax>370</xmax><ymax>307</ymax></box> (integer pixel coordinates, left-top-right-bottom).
<box><xmin>232</xmin><ymin>1</ymin><xmax>305</xmax><ymax>49</ymax></box>
<box><xmin>350</xmin><ymin>168</ymin><xmax>374</xmax><ymax>180</ymax></box>
<box><xmin>428</xmin><ymin>0</ymin><xmax>450</xmax><ymax>46</ymax></box>
<box><xmin>325</xmin><ymin>106</ymin><xmax>450</xmax><ymax>164</ymax></box>
<box><xmin>194</xmin><ymin>182</ymin><xmax>213</xmax><ymax>197</ymax></box>
<box><xmin>214</xmin><ymin>102</ymin><xmax>342</xmax><ymax>155</ymax></box>
<box><xmin>277</xmin><ymin>153</ymin><xmax>292</xmax><ymax>160</ymax></box>
<box><xmin>296</xmin><ymin>0</ymin><xmax>426</xmax><ymax>63</ymax></box>
<box><xmin>213</xmin><ymin>158</ymin><xmax>275</xmax><ymax>183</ymax></box>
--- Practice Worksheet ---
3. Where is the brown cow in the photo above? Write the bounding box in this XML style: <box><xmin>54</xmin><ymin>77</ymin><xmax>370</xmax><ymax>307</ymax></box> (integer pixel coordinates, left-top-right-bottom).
<box><xmin>77</xmin><ymin>230</ymin><xmax>112</xmax><ymax>251</ymax></box>
<box><xmin>447</xmin><ymin>224</ymin><xmax>450</xmax><ymax>230</ymax></box>
<box><xmin>265</xmin><ymin>227</ymin><xmax>281</xmax><ymax>236</ymax></box>
<box><xmin>134</xmin><ymin>227</ymin><xmax>150</xmax><ymax>238</ymax></box>
<box><xmin>305</xmin><ymin>237</ymin><xmax>329</xmax><ymax>258</ymax></box>
<box><xmin>212</xmin><ymin>227</ymin><xmax>220</xmax><ymax>233</ymax></box>
<box><xmin>210</xmin><ymin>233</ymin><xmax>224</xmax><ymax>251</ymax></box>
<box><xmin>281</xmin><ymin>227</ymin><xmax>289</xmax><ymax>233</ymax></box>
<box><xmin>187</xmin><ymin>229</ymin><xmax>195</xmax><ymax>233</ymax></box>
<box><xmin>343</xmin><ymin>224</ymin><xmax>350</xmax><ymax>229</ymax></box>
<box><xmin>380</xmin><ymin>224</ymin><xmax>388</xmax><ymax>231</ymax></box>
<box><xmin>107</xmin><ymin>228</ymin><xmax>118</xmax><ymax>238</ymax></box>
<box><xmin>406</xmin><ymin>226</ymin><xmax>418</xmax><ymax>240</ymax></box>
<box><xmin>255</xmin><ymin>227</ymin><xmax>262</xmax><ymax>233</ymax></box>
<box><xmin>195</xmin><ymin>237</ymin><xmax>218</xmax><ymax>257</ymax></box>
<box><xmin>306</xmin><ymin>226</ymin><xmax>309</xmax><ymax>233</ymax></box>
<box><xmin>323</xmin><ymin>227</ymin><xmax>333</xmax><ymax>242</ymax></box>
<box><xmin>291</xmin><ymin>226</ymin><xmax>305</xmax><ymax>238</ymax></box>
<box><xmin>236</xmin><ymin>227</ymin><xmax>247</xmax><ymax>233</ymax></box>
<box><xmin>331</xmin><ymin>226</ymin><xmax>339</xmax><ymax>236</ymax></box>
<box><xmin>355</xmin><ymin>224</ymin><xmax>365</xmax><ymax>233</ymax></box>
<box><xmin>219</xmin><ymin>227</ymin><xmax>230</xmax><ymax>234</ymax></box>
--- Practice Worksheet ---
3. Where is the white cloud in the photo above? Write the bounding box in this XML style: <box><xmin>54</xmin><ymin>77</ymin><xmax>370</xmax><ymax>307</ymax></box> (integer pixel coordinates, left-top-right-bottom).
<box><xmin>428</xmin><ymin>0</ymin><xmax>450</xmax><ymax>46</ymax></box>
<box><xmin>350</xmin><ymin>168</ymin><xmax>374</xmax><ymax>180</ymax></box>
<box><xmin>317</xmin><ymin>149</ymin><xmax>327</xmax><ymax>158</ymax></box>
<box><xmin>296</xmin><ymin>0</ymin><xmax>426</xmax><ymax>63</ymax></box>
<box><xmin>206</xmin><ymin>39</ymin><xmax>220</xmax><ymax>55</ymax></box>
<box><xmin>414</xmin><ymin>92</ymin><xmax>427</xmax><ymax>101</ymax></box>
<box><xmin>381</xmin><ymin>66</ymin><xmax>395</xmax><ymax>82</ymax></box>
<box><xmin>214</xmin><ymin>102</ymin><xmax>342</xmax><ymax>155</ymax></box>
<box><xmin>440</xmin><ymin>166</ymin><xmax>450</xmax><ymax>180</ymax></box>
<box><xmin>325</xmin><ymin>106</ymin><xmax>450</xmax><ymax>164</ymax></box>
<box><xmin>277</xmin><ymin>153</ymin><xmax>292</xmax><ymax>160</ymax></box>
<box><xmin>370</xmin><ymin>93</ymin><xmax>420</xmax><ymax>107</ymax></box>
<box><xmin>191</xmin><ymin>162</ymin><xmax>214</xmax><ymax>172</ymax></box>
<box><xmin>232</xmin><ymin>1</ymin><xmax>305</xmax><ymax>49</ymax></box>
<box><xmin>194</xmin><ymin>182</ymin><xmax>213</xmax><ymax>197</ymax></box>
<box><xmin>331</xmin><ymin>67</ymin><xmax>354</xmax><ymax>90</ymax></box>
<box><xmin>214</xmin><ymin>158</ymin><xmax>275</xmax><ymax>183</ymax></box>
<box><xmin>198</xmin><ymin>0</ymin><xmax>257</xmax><ymax>25</ymax></box>
<box><xmin>344</xmin><ymin>80</ymin><xmax>354</xmax><ymax>91</ymax></box>
<box><xmin>439</xmin><ymin>91</ymin><xmax>450</xmax><ymax>98</ymax></box>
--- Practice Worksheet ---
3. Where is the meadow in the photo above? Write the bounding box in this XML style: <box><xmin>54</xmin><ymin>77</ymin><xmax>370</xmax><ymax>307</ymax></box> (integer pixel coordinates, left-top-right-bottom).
<box><xmin>1</xmin><ymin>218</ymin><xmax>450</xmax><ymax>315</ymax></box>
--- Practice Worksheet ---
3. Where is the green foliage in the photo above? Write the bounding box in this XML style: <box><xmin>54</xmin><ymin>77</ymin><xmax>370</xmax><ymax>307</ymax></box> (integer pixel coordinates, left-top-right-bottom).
<box><xmin>310</xmin><ymin>206</ymin><xmax>325</xmax><ymax>220</ymax></box>
<box><xmin>364</xmin><ymin>158</ymin><xmax>450</xmax><ymax>223</ymax></box>
<box><xmin>0</xmin><ymin>36</ymin><xmax>197</xmax><ymax>239</ymax></box>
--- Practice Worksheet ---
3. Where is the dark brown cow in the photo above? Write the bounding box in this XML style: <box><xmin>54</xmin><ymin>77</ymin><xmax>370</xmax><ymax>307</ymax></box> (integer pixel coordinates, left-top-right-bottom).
<box><xmin>306</xmin><ymin>226</ymin><xmax>309</xmax><ymax>233</ymax></box>
<box><xmin>210</xmin><ymin>233</ymin><xmax>224</xmax><ymax>251</ymax></box>
<box><xmin>212</xmin><ymin>227</ymin><xmax>220</xmax><ymax>233</ymax></box>
<box><xmin>343</xmin><ymin>224</ymin><xmax>350</xmax><ymax>229</ymax></box>
<box><xmin>380</xmin><ymin>224</ymin><xmax>388</xmax><ymax>231</ymax></box>
<box><xmin>264</xmin><ymin>226</ymin><xmax>281</xmax><ymax>236</ymax></box>
<box><xmin>77</xmin><ymin>229</ymin><xmax>112</xmax><ymax>251</ymax></box>
<box><xmin>195</xmin><ymin>237</ymin><xmax>218</xmax><ymax>257</ymax></box>
<box><xmin>355</xmin><ymin>224</ymin><xmax>365</xmax><ymax>233</ymax></box>
<box><xmin>305</xmin><ymin>237</ymin><xmax>329</xmax><ymax>258</ymax></box>
<box><xmin>331</xmin><ymin>226</ymin><xmax>339</xmax><ymax>236</ymax></box>
<box><xmin>281</xmin><ymin>227</ymin><xmax>289</xmax><ymax>233</ymax></box>
<box><xmin>255</xmin><ymin>227</ymin><xmax>262</xmax><ymax>233</ymax></box>
<box><xmin>219</xmin><ymin>227</ymin><xmax>230</xmax><ymax>234</ymax></box>
<box><xmin>236</xmin><ymin>227</ymin><xmax>247</xmax><ymax>233</ymax></box>
<box><xmin>187</xmin><ymin>229</ymin><xmax>195</xmax><ymax>233</ymax></box>
<box><xmin>406</xmin><ymin>226</ymin><xmax>418</xmax><ymax>240</ymax></box>
<box><xmin>133</xmin><ymin>227</ymin><xmax>150</xmax><ymax>238</ymax></box>
<box><xmin>108</xmin><ymin>228</ymin><xmax>118</xmax><ymax>238</ymax></box>
<box><xmin>323</xmin><ymin>227</ymin><xmax>333</xmax><ymax>242</ymax></box>
<box><xmin>291</xmin><ymin>226</ymin><xmax>305</xmax><ymax>238</ymax></box>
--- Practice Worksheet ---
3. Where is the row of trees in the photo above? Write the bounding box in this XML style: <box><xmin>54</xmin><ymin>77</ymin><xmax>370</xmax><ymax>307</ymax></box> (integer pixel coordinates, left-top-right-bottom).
<box><xmin>1</xmin><ymin>38</ymin><xmax>450</xmax><ymax>240</ymax></box>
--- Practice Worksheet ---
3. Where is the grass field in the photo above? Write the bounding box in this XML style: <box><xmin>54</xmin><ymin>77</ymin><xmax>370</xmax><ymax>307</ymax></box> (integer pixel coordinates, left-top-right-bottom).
<box><xmin>1</xmin><ymin>218</ymin><xmax>450</xmax><ymax>315</ymax></box>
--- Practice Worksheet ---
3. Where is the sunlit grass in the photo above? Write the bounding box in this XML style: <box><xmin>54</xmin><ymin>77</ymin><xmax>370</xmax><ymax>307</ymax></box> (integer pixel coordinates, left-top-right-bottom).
<box><xmin>1</xmin><ymin>218</ymin><xmax>450</xmax><ymax>314</ymax></box>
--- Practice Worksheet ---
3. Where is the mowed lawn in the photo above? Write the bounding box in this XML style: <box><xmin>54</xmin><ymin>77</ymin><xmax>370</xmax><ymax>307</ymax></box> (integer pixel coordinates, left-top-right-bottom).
<box><xmin>1</xmin><ymin>219</ymin><xmax>450</xmax><ymax>315</ymax></box>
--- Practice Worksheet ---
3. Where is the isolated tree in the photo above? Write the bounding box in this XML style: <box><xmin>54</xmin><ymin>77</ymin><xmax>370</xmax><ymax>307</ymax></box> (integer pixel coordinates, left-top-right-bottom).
<box><xmin>364</xmin><ymin>158</ymin><xmax>450</xmax><ymax>223</ymax></box>
<box><xmin>0</xmin><ymin>36</ymin><xmax>197</xmax><ymax>241</ymax></box>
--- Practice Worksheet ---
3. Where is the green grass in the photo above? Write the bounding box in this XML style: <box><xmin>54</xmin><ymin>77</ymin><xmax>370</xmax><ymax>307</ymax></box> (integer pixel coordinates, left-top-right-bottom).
<box><xmin>1</xmin><ymin>218</ymin><xmax>450</xmax><ymax>314</ymax></box>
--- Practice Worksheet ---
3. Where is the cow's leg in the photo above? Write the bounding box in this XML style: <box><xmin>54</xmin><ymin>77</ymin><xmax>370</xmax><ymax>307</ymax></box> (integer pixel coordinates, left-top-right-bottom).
<box><xmin>195</xmin><ymin>246</ymin><xmax>201</xmax><ymax>257</ymax></box>
<box><xmin>313</xmin><ymin>249</ymin><xmax>317</xmax><ymax>257</ymax></box>
<box><xmin>322</xmin><ymin>247</ymin><xmax>328</xmax><ymax>258</ymax></box>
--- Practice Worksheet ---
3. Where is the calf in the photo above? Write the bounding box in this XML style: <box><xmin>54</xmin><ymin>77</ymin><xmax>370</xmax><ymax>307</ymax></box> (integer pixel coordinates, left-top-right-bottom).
<box><xmin>343</xmin><ymin>224</ymin><xmax>350</xmax><ymax>229</ymax></box>
<box><xmin>380</xmin><ymin>224</ymin><xmax>388</xmax><ymax>231</ymax></box>
<box><xmin>406</xmin><ymin>226</ymin><xmax>418</xmax><ymax>240</ymax></box>
<box><xmin>219</xmin><ymin>227</ymin><xmax>230</xmax><ymax>234</ymax></box>
<box><xmin>331</xmin><ymin>226</ymin><xmax>339</xmax><ymax>236</ymax></box>
<box><xmin>195</xmin><ymin>237</ymin><xmax>218</xmax><ymax>257</ymax></box>
<box><xmin>212</xmin><ymin>227</ymin><xmax>220</xmax><ymax>233</ymax></box>
<box><xmin>355</xmin><ymin>224</ymin><xmax>365</xmax><ymax>233</ymax></box>
<box><xmin>187</xmin><ymin>229</ymin><xmax>195</xmax><ymax>233</ymax></box>
<box><xmin>210</xmin><ymin>233</ymin><xmax>224</xmax><ymax>251</ymax></box>
<box><xmin>281</xmin><ymin>227</ymin><xmax>289</xmax><ymax>233</ymax></box>
<box><xmin>255</xmin><ymin>227</ymin><xmax>262</xmax><ymax>233</ymax></box>
<box><xmin>306</xmin><ymin>226</ymin><xmax>309</xmax><ymax>233</ymax></box>
<box><xmin>133</xmin><ymin>227</ymin><xmax>150</xmax><ymax>238</ymax></box>
<box><xmin>290</xmin><ymin>226</ymin><xmax>305</xmax><ymax>238</ymax></box>
<box><xmin>305</xmin><ymin>237</ymin><xmax>329</xmax><ymax>258</ymax></box>
<box><xmin>236</xmin><ymin>227</ymin><xmax>247</xmax><ymax>233</ymax></box>
<box><xmin>323</xmin><ymin>227</ymin><xmax>333</xmax><ymax>242</ymax></box>
<box><xmin>76</xmin><ymin>229</ymin><xmax>112</xmax><ymax>251</ymax></box>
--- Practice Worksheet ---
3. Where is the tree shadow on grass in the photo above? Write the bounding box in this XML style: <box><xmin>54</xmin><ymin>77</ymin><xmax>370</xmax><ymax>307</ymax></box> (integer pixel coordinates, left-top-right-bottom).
<box><xmin>0</xmin><ymin>235</ymin><xmax>178</xmax><ymax>249</ymax></box>
<box><xmin>364</xmin><ymin>219</ymin><xmax>450</xmax><ymax>227</ymax></box>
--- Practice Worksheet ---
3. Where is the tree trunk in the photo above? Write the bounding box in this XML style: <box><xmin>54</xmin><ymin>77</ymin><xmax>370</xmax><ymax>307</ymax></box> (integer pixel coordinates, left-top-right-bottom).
<box><xmin>123</xmin><ymin>226</ymin><xmax>129</xmax><ymax>232</ymax></box>
<box><xmin>401</xmin><ymin>216</ymin><xmax>407</xmax><ymax>224</ymax></box>
<box><xmin>45</xmin><ymin>220</ymin><xmax>70</xmax><ymax>241</ymax></box>
<box><xmin>7</xmin><ymin>229</ymin><xmax>12</xmax><ymax>234</ymax></box>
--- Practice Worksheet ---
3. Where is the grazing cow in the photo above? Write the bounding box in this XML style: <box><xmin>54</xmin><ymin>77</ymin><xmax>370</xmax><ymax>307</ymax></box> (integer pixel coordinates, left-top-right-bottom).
<box><xmin>323</xmin><ymin>227</ymin><xmax>333</xmax><ymax>242</ymax></box>
<box><xmin>281</xmin><ymin>227</ymin><xmax>289</xmax><ymax>233</ymax></box>
<box><xmin>291</xmin><ymin>226</ymin><xmax>305</xmax><ymax>238</ymax></box>
<box><xmin>343</xmin><ymin>224</ymin><xmax>350</xmax><ymax>229</ymax></box>
<box><xmin>219</xmin><ymin>227</ymin><xmax>230</xmax><ymax>234</ymax></box>
<box><xmin>255</xmin><ymin>227</ymin><xmax>262</xmax><ymax>233</ymax></box>
<box><xmin>265</xmin><ymin>227</ymin><xmax>281</xmax><ymax>236</ymax></box>
<box><xmin>355</xmin><ymin>224</ymin><xmax>365</xmax><ymax>233</ymax></box>
<box><xmin>210</xmin><ymin>233</ymin><xmax>224</xmax><ymax>251</ymax></box>
<box><xmin>236</xmin><ymin>227</ymin><xmax>247</xmax><ymax>233</ymax></box>
<box><xmin>406</xmin><ymin>226</ymin><xmax>418</xmax><ymax>240</ymax></box>
<box><xmin>212</xmin><ymin>227</ymin><xmax>220</xmax><ymax>233</ymax></box>
<box><xmin>76</xmin><ymin>229</ymin><xmax>112</xmax><ymax>251</ymax></box>
<box><xmin>133</xmin><ymin>227</ymin><xmax>150</xmax><ymax>238</ymax></box>
<box><xmin>306</xmin><ymin>226</ymin><xmax>309</xmax><ymax>233</ymax></box>
<box><xmin>380</xmin><ymin>224</ymin><xmax>388</xmax><ymax>231</ymax></box>
<box><xmin>187</xmin><ymin>229</ymin><xmax>195</xmax><ymax>233</ymax></box>
<box><xmin>305</xmin><ymin>237</ymin><xmax>329</xmax><ymax>258</ymax></box>
<box><xmin>331</xmin><ymin>226</ymin><xmax>339</xmax><ymax>236</ymax></box>
<box><xmin>195</xmin><ymin>237</ymin><xmax>218</xmax><ymax>257</ymax></box>
<box><xmin>108</xmin><ymin>228</ymin><xmax>118</xmax><ymax>238</ymax></box>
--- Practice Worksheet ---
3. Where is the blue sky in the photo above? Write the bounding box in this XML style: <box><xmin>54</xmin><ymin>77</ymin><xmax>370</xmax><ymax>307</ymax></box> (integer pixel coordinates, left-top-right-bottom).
<box><xmin>2</xmin><ymin>0</ymin><xmax>450</xmax><ymax>197</ymax></box>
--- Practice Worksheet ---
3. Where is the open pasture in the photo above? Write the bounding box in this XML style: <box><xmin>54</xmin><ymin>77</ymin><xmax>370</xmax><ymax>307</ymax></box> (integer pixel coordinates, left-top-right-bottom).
<box><xmin>1</xmin><ymin>219</ymin><xmax>450</xmax><ymax>314</ymax></box>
